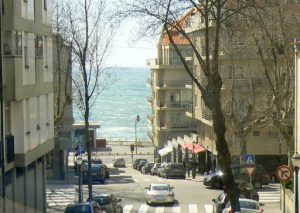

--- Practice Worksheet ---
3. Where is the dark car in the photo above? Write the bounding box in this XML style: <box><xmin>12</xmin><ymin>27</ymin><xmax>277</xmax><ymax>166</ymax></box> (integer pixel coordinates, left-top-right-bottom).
<box><xmin>102</xmin><ymin>164</ymin><xmax>110</xmax><ymax>179</ymax></box>
<box><xmin>161</xmin><ymin>163</ymin><xmax>186</xmax><ymax>179</ymax></box>
<box><xmin>142</xmin><ymin>163</ymin><xmax>154</xmax><ymax>174</ymax></box>
<box><xmin>212</xmin><ymin>191</ymin><xmax>259</xmax><ymax>213</ymax></box>
<box><xmin>82</xmin><ymin>164</ymin><xmax>105</xmax><ymax>184</ymax></box>
<box><xmin>203</xmin><ymin>171</ymin><xmax>224</xmax><ymax>189</ymax></box>
<box><xmin>137</xmin><ymin>161</ymin><xmax>148</xmax><ymax>171</ymax></box>
<box><xmin>64</xmin><ymin>201</ymin><xmax>101</xmax><ymax>213</ymax></box>
<box><xmin>133</xmin><ymin>159</ymin><xmax>147</xmax><ymax>169</ymax></box>
<box><xmin>87</xmin><ymin>194</ymin><xmax>123</xmax><ymax>213</ymax></box>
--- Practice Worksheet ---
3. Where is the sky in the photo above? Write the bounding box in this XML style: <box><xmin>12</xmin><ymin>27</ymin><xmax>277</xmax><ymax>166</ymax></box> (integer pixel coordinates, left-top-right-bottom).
<box><xmin>105</xmin><ymin>20</ymin><xmax>158</xmax><ymax>68</ymax></box>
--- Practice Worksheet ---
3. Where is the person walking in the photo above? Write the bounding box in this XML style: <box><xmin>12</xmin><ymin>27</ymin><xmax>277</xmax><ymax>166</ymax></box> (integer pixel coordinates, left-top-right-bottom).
<box><xmin>186</xmin><ymin>161</ymin><xmax>191</xmax><ymax>177</ymax></box>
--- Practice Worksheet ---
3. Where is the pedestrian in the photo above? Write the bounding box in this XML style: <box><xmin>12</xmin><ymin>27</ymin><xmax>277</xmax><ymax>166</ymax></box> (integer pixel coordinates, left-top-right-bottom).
<box><xmin>186</xmin><ymin>161</ymin><xmax>191</xmax><ymax>177</ymax></box>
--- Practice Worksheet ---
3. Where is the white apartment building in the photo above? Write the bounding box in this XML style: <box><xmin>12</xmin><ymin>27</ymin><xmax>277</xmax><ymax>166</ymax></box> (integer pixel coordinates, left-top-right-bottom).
<box><xmin>148</xmin><ymin>28</ymin><xmax>196</xmax><ymax>162</ymax></box>
<box><xmin>1</xmin><ymin>0</ymin><xmax>54</xmax><ymax>212</ymax></box>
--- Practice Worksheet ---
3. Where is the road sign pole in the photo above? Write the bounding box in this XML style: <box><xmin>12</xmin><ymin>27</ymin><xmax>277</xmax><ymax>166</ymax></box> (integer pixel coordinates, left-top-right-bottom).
<box><xmin>250</xmin><ymin>175</ymin><xmax>253</xmax><ymax>199</ymax></box>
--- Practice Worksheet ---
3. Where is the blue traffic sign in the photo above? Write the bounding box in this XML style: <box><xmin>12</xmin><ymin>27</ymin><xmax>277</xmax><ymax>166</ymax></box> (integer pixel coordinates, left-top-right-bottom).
<box><xmin>245</xmin><ymin>154</ymin><xmax>255</xmax><ymax>165</ymax></box>
<box><xmin>76</xmin><ymin>146</ymin><xmax>86</xmax><ymax>155</ymax></box>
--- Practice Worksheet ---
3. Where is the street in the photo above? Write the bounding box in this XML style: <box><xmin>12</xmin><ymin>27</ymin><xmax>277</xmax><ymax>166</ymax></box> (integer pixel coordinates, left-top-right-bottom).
<box><xmin>46</xmin><ymin>145</ymin><xmax>281</xmax><ymax>213</ymax></box>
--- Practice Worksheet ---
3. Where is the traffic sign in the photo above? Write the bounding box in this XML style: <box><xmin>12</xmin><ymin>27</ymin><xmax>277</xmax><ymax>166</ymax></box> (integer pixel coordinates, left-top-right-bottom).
<box><xmin>276</xmin><ymin>165</ymin><xmax>292</xmax><ymax>182</ymax></box>
<box><xmin>245</xmin><ymin>154</ymin><xmax>255</xmax><ymax>166</ymax></box>
<box><xmin>246</xmin><ymin>166</ymin><xmax>256</xmax><ymax>176</ymax></box>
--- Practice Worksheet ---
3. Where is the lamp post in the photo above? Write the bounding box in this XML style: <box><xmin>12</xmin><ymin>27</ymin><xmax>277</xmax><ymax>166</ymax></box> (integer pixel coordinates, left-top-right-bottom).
<box><xmin>135</xmin><ymin>115</ymin><xmax>140</xmax><ymax>155</ymax></box>
<box><xmin>292</xmin><ymin>152</ymin><xmax>300</xmax><ymax>213</ymax></box>
<box><xmin>76</xmin><ymin>156</ymin><xmax>83</xmax><ymax>202</ymax></box>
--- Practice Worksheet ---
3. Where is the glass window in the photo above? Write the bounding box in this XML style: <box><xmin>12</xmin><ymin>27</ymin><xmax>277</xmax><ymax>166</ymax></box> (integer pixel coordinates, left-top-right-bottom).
<box><xmin>15</xmin><ymin>31</ymin><xmax>23</xmax><ymax>56</ymax></box>
<box><xmin>35</xmin><ymin>35</ymin><xmax>43</xmax><ymax>57</ymax></box>
<box><xmin>3</xmin><ymin>31</ymin><xmax>12</xmax><ymax>55</ymax></box>
<box><xmin>24</xmin><ymin>46</ymin><xmax>29</xmax><ymax>68</ymax></box>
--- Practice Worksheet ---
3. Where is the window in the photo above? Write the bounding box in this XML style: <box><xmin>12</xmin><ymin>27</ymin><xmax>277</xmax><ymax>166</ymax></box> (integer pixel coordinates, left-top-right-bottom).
<box><xmin>15</xmin><ymin>31</ymin><xmax>22</xmax><ymax>56</ymax></box>
<box><xmin>24</xmin><ymin>46</ymin><xmax>29</xmax><ymax>68</ymax></box>
<box><xmin>35</xmin><ymin>35</ymin><xmax>43</xmax><ymax>57</ymax></box>
<box><xmin>43</xmin><ymin>0</ymin><xmax>47</xmax><ymax>10</ymax></box>
<box><xmin>3</xmin><ymin>31</ymin><xmax>12</xmax><ymax>55</ymax></box>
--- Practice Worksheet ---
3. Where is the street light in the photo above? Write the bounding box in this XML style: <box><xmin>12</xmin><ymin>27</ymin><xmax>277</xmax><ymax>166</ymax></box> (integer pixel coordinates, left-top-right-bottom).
<box><xmin>292</xmin><ymin>152</ymin><xmax>300</xmax><ymax>213</ymax></box>
<box><xmin>76</xmin><ymin>156</ymin><xmax>83</xmax><ymax>202</ymax></box>
<box><xmin>135</xmin><ymin>115</ymin><xmax>140</xmax><ymax>155</ymax></box>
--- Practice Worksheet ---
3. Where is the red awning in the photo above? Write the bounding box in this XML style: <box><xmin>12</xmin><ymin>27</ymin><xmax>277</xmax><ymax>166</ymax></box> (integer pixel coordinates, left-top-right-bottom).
<box><xmin>182</xmin><ymin>143</ymin><xmax>207</xmax><ymax>154</ymax></box>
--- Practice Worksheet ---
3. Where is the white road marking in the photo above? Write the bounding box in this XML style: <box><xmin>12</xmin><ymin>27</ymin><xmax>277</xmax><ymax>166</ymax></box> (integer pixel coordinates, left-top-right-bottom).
<box><xmin>189</xmin><ymin>204</ymin><xmax>198</xmax><ymax>213</ymax></box>
<box><xmin>138</xmin><ymin>204</ymin><xmax>149</xmax><ymax>213</ymax></box>
<box><xmin>204</xmin><ymin>204</ymin><xmax>213</xmax><ymax>213</ymax></box>
<box><xmin>123</xmin><ymin>204</ymin><xmax>133</xmax><ymax>213</ymax></box>
<box><xmin>133</xmin><ymin>178</ymin><xmax>139</xmax><ymax>182</ymax></box>
<box><xmin>155</xmin><ymin>207</ymin><xmax>164</xmax><ymax>213</ymax></box>
<box><xmin>172</xmin><ymin>205</ymin><xmax>181</xmax><ymax>212</ymax></box>
<box><xmin>143</xmin><ymin>179</ymin><xmax>152</xmax><ymax>182</ymax></box>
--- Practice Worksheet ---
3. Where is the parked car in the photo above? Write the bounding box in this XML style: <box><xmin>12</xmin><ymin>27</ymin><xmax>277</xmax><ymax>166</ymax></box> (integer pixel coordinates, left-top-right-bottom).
<box><xmin>87</xmin><ymin>193</ymin><xmax>123</xmax><ymax>213</ymax></box>
<box><xmin>221</xmin><ymin>198</ymin><xmax>263</xmax><ymax>213</ymax></box>
<box><xmin>212</xmin><ymin>191</ymin><xmax>259</xmax><ymax>213</ymax></box>
<box><xmin>151</xmin><ymin>163</ymin><xmax>161</xmax><ymax>176</ymax></box>
<box><xmin>160</xmin><ymin>163</ymin><xmax>186</xmax><ymax>179</ymax></box>
<box><xmin>82</xmin><ymin>164</ymin><xmax>105</xmax><ymax>184</ymax></box>
<box><xmin>142</xmin><ymin>163</ymin><xmax>154</xmax><ymax>174</ymax></box>
<box><xmin>92</xmin><ymin>159</ymin><xmax>103</xmax><ymax>164</ymax></box>
<box><xmin>137</xmin><ymin>161</ymin><xmax>148</xmax><ymax>171</ymax></box>
<box><xmin>133</xmin><ymin>158</ymin><xmax>147</xmax><ymax>169</ymax></box>
<box><xmin>157</xmin><ymin>163</ymin><xmax>168</xmax><ymax>177</ymax></box>
<box><xmin>102</xmin><ymin>164</ymin><xmax>110</xmax><ymax>179</ymax></box>
<box><xmin>203</xmin><ymin>171</ymin><xmax>225</xmax><ymax>189</ymax></box>
<box><xmin>145</xmin><ymin>183</ymin><xmax>175</xmax><ymax>205</ymax></box>
<box><xmin>64</xmin><ymin>201</ymin><xmax>101</xmax><ymax>213</ymax></box>
<box><xmin>113</xmin><ymin>157</ymin><xmax>125</xmax><ymax>167</ymax></box>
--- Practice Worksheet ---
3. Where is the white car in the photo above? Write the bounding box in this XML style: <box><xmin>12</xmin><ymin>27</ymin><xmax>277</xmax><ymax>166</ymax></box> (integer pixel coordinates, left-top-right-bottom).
<box><xmin>222</xmin><ymin>198</ymin><xmax>263</xmax><ymax>213</ymax></box>
<box><xmin>113</xmin><ymin>158</ymin><xmax>125</xmax><ymax>167</ymax></box>
<box><xmin>145</xmin><ymin>183</ymin><xmax>175</xmax><ymax>205</ymax></box>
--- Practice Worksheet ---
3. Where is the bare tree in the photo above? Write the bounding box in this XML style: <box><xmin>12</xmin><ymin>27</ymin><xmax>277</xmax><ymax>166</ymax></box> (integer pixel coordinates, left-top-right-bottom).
<box><xmin>121</xmin><ymin>0</ymin><xmax>254</xmax><ymax>211</ymax></box>
<box><xmin>53</xmin><ymin>0</ymin><xmax>116</xmax><ymax>199</ymax></box>
<box><xmin>243</xmin><ymin>0</ymin><xmax>300</xmax><ymax>163</ymax></box>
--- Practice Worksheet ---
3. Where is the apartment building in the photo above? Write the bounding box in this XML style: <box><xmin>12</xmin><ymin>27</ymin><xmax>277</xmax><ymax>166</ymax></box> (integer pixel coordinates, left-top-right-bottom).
<box><xmin>1</xmin><ymin>0</ymin><xmax>54</xmax><ymax>211</ymax></box>
<box><xmin>178</xmin><ymin>9</ymin><xmax>288</xmax><ymax>172</ymax></box>
<box><xmin>148</xmin><ymin>20</ymin><xmax>197</xmax><ymax>162</ymax></box>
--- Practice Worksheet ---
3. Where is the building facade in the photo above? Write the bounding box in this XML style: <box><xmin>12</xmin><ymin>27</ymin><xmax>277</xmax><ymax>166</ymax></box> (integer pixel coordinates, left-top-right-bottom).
<box><xmin>1</xmin><ymin>0</ymin><xmax>54</xmax><ymax>211</ymax></box>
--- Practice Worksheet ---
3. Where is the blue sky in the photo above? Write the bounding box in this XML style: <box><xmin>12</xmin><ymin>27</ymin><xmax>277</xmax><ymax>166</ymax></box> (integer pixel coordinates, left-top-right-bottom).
<box><xmin>105</xmin><ymin>20</ymin><xmax>158</xmax><ymax>68</ymax></box>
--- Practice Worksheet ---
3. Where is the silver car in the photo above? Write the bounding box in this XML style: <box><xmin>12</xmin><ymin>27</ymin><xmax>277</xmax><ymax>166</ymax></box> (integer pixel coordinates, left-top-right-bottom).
<box><xmin>145</xmin><ymin>183</ymin><xmax>175</xmax><ymax>205</ymax></box>
<box><xmin>221</xmin><ymin>198</ymin><xmax>263</xmax><ymax>213</ymax></box>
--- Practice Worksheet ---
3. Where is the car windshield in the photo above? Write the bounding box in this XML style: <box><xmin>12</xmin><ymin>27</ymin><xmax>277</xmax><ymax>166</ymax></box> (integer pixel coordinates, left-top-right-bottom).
<box><xmin>151</xmin><ymin>185</ymin><xmax>169</xmax><ymax>191</ymax></box>
<box><xmin>240</xmin><ymin>200</ymin><xmax>259</xmax><ymax>209</ymax></box>
<box><xmin>94</xmin><ymin>196</ymin><xmax>110</xmax><ymax>205</ymax></box>
<box><xmin>65</xmin><ymin>205</ymin><xmax>92</xmax><ymax>213</ymax></box>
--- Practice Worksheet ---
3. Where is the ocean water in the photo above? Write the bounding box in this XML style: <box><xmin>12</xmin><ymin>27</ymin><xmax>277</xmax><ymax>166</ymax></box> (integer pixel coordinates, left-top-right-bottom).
<box><xmin>74</xmin><ymin>67</ymin><xmax>151</xmax><ymax>142</ymax></box>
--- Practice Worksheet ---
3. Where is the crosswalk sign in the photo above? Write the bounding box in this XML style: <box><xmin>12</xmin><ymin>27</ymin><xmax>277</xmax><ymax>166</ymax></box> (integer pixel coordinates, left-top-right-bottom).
<box><xmin>245</xmin><ymin>154</ymin><xmax>255</xmax><ymax>165</ymax></box>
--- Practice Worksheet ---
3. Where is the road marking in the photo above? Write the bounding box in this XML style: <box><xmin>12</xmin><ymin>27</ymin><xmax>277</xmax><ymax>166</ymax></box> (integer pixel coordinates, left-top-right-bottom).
<box><xmin>172</xmin><ymin>205</ymin><xmax>181</xmax><ymax>212</ymax></box>
<box><xmin>133</xmin><ymin>178</ymin><xmax>140</xmax><ymax>182</ymax></box>
<box><xmin>138</xmin><ymin>204</ymin><xmax>149</xmax><ymax>213</ymax></box>
<box><xmin>144</xmin><ymin>179</ymin><xmax>152</xmax><ymax>182</ymax></box>
<box><xmin>204</xmin><ymin>204</ymin><xmax>213</xmax><ymax>213</ymax></box>
<box><xmin>123</xmin><ymin>204</ymin><xmax>133</xmax><ymax>213</ymax></box>
<box><xmin>189</xmin><ymin>204</ymin><xmax>198</xmax><ymax>213</ymax></box>
<box><xmin>155</xmin><ymin>207</ymin><xmax>164</xmax><ymax>213</ymax></box>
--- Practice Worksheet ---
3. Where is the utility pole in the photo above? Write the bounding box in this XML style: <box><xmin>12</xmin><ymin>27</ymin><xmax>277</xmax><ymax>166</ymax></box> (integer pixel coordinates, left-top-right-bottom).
<box><xmin>135</xmin><ymin>115</ymin><xmax>140</xmax><ymax>155</ymax></box>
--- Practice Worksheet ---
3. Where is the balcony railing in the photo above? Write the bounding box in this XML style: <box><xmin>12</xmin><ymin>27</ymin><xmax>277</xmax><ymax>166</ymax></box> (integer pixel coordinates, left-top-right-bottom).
<box><xmin>202</xmin><ymin>107</ymin><xmax>213</xmax><ymax>121</ymax></box>
<box><xmin>186</xmin><ymin>103</ymin><xmax>193</xmax><ymax>114</ymax></box>
<box><xmin>157</xmin><ymin>101</ymin><xmax>192</xmax><ymax>109</ymax></box>
<box><xmin>157</xmin><ymin>121</ymin><xmax>197</xmax><ymax>130</ymax></box>
<box><xmin>156</xmin><ymin>80</ymin><xmax>187</xmax><ymax>88</ymax></box>
<box><xmin>185</xmin><ymin>78</ymin><xmax>193</xmax><ymax>87</ymax></box>
<box><xmin>222</xmin><ymin>78</ymin><xmax>270</xmax><ymax>89</ymax></box>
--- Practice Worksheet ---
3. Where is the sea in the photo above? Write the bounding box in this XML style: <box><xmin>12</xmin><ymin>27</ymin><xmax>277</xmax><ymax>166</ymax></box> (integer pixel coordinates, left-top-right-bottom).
<box><xmin>73</xmin><ymin>67</ymin><xmax>152</xmax><ymax>142</ymax></box>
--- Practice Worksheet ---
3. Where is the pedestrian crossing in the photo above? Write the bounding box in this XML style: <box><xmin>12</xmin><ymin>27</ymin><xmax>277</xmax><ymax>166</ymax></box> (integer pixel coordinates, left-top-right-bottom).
<box><xmin>258</xmin><ymin>183</ymin><xmax>281</xmax><ymax>203</ymax></box>
<box><xmin>46</xmin><ymin>186</ymin><xmax>76</xmax><ymax>208</ymax></box>
<box><xmin>122</xmin><ymin>203</ymin><xmax>212</xmax><ymax>213</ymax></box>
<box><xmin>105</xmin><ymin>178</ymin><xmax>187</xmax><ymax>184</ymax></box>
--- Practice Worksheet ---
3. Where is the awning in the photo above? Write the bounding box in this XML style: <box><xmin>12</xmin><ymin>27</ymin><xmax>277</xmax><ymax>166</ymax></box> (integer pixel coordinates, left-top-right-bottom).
<box><xmin>158</xmin><ymin>147</ymin><xmax>172</xmax><ymax>156</ymax></box>
<box><xmin>182</xmin><ymin>143</ymin><xmax>207</xmax><ymax>154</ymax></box>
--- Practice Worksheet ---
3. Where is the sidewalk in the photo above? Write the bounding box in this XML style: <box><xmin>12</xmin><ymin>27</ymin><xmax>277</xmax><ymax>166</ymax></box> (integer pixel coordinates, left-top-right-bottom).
<box><xmin>47</xmin><ymin>166</ymin><xmax>78</xmax><ymax>185</ymax></box>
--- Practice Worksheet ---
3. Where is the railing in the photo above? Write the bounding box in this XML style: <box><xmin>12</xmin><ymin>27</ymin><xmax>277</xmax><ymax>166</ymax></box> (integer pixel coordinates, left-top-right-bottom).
<box><xmin>157</xmin><ymin>121</ymin><xmax>197</xmax><ymax>129</ymax></box>
<box><xmin>185</xmin><ymin>78</ymin><xmax>193</xmax><ymax>87</ymax></box>
<box><xmin>156</xmin><ymin>80</ymin><xmax>187</xmax><ymax>88</ymax></box>
<box><xmin>157</xmin><ymin>101</ymin><xmax>192</xmax><ymax>109</ymax></box>
<box><xmin>202</xmin><ymin>107</ymin><xmax>213</xmax><ymax>121</ymax></box>
<box><xmin>222</xmin><ymin>78</ymin><xmax>270</xmax><ymax>89</ymax></box>
<box><xmin>186</xmin><ymin>103</ymin><xmax>193</xmax><ymax>114</ymax></box>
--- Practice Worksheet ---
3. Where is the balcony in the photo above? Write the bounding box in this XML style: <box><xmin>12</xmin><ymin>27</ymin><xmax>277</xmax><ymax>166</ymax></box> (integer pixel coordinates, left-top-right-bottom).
<box><xmin>147</xmin><ymin>78</ymin><xmax>153</xmax><ymax>86</ymax></box>
<box><xmin>202</xmin><ymin>107</ymin><xmax>212</xmax><ymax>121</ymax></box>
<box><xmin>222</xmin><ymin>78</ymin><xmax>270</xmax><ymax>90</ymax></box>
<box><xmin>185</xmin><ymin>78</ymin><xmax>193</xmax><ymax>88</ymax></box>
<box><xmin>147</xmin><ymin>114</ymin><xmax>154</xmax><ymax>123</ymax></box>
<box><xmin>148</xmin><ymin>57</ymin><xmax>192</xmax><ymax>69</ymax></box>
<box><xmin>147</xmin><ymin>96</ymin><xmax>153</xmax><ymax>104</ymax></box>
<box><xmin>156</xmin><ymin>121</ymin><xmax>197</xmax><ymax>131</ymax></box>
<box><xmin>186</xmin><ymin>103</ymin><xmax>193</xmax><ymax>114</ymax></box>
<box><xmin>157</xmin><ymin>101</ymin><xmax>192</xmax><ymax>110</ymax></box>
<box><xmin>156</xmin><ymin>80</ymin><xmax>187</xmax><ymax>89</ymax></box>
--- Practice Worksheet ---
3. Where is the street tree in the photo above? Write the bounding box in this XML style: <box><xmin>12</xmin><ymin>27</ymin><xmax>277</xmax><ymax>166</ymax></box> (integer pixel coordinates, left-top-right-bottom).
<box><xmin>52</xmin><ymin>0</ymin><xmax>116</xmax><ymax>199</ymax></box>
<box><xmin>121</xmin><ymin>0</ymin><xmax>253</xmax><ymax>211</ymax></box>
<box><xmin>243</xmin><ymin>0</ymin><xmax>300</xmax><ymax>163</ymax></box>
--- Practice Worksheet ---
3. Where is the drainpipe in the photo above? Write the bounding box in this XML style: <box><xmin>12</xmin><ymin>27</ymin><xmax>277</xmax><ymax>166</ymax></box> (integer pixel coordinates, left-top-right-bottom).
<box><xmin>0</xmin><ymin>0</ymin><xmax>6</xmax><ymax>200</ymax></box>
